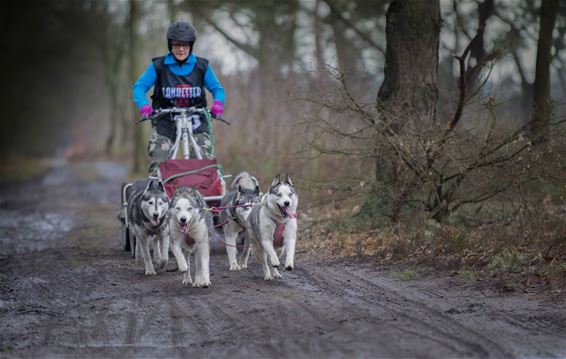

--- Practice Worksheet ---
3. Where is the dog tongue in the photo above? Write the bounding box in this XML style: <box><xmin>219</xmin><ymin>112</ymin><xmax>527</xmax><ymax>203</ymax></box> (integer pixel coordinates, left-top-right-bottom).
<box><xmin>281</xmin><ymin>206</ymin><xmax>297</xmax><ymax>219</ymax></box>
<box><xmin>181</xmin><ymin>222</ymin><xmax>190</xmax><ymax>232</ymax></box>
<box><xmin>151</xmin><ymin>219</ymin><xmax>160</xmax><ymax>226</ymax></box>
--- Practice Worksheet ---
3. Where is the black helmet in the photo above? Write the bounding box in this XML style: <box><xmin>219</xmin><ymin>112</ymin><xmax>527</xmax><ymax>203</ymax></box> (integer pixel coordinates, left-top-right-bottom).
<box><xmin>167</xmin><ymin>21</ymin><xmax>197</xmax><ymax>51</ymax></box>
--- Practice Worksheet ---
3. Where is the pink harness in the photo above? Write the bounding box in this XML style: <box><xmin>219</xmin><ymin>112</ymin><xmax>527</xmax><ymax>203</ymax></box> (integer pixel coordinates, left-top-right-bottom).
<box><xmin>272</xmin><ymin>210</ymin><xmax>297</xmax><ymax>247</ymax></box>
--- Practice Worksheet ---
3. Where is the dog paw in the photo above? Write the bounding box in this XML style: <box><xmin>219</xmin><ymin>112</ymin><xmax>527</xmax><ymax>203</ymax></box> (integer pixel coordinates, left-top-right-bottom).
<box><xmin>229</xmin><ymin>263</ymin><xmax>242</xmax><ymax>271</ymax></box>
<box><xmin>271</xmin><ymin>258</ymin><xmax>281</xmax><ymax>268</ymax></box>
<box><xmin>272</xmin><ymin>269</ymin><xmax>282</xmax><ymax>278</ymax></box>
<box><xmin>145</xmin><ymin>269</ymin><xmax>157</xmax><ymax>276</ymax></box>
<box><xmin>158</xmin><ymin>260</ymin><xmax>168</xmax><ymax>270</ymax></box>
<box><xmin>193</xmin><ymin>279</ymin><xmax>211</xmax><ymax>288</ymax></box>
<box><xmin>182</xmin><ymin>273</ymin><xmax>193</xmax><ymax>285</ymax></box>
<box><xmin>285</xmin><ymin>264</ymin><xmax>294</xmax><ymax>271</ymax></box>
<box><xmin>264</xmin><ymin>274</ymin><xmax>274</xmax><ymax>281</ymax></box>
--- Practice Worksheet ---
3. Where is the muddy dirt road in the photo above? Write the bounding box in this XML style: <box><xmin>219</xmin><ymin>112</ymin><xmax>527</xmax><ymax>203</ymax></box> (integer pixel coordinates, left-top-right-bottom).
<box><xmin>1</xmin><ymin>161</ymin><xmax>565</xmax><ymax>358</ymax></box>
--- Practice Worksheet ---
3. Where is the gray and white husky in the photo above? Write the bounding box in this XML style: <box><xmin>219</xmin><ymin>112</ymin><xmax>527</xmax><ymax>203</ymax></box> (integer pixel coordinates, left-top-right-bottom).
<box><xmin>126</xmin><ymin>178</ymin><xmax>169</xmax><ymax>276</ymax></box>
<box><xmin>244</xmin><ymin>174</ymin><xmax>298</xmax><ymax>280</ymax></box>
<box><xmin>168</xmin><ymin>187</ymin><xmax>213</xmax><ymax>287</ymax></box>
<box><xmin>219</xmin><ymin>172</ymin><xmax>261</xmax><ymax>271</ymax></box>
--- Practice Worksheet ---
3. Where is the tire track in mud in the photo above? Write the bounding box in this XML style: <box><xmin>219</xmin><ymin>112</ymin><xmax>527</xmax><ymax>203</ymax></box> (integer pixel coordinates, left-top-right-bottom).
<box><xmin>313</xmin><ymin>264</ymin><xmax>566</xmax><ymax>358</ymax></box>
<box><xmin>297</xmin><ymin>265</ymin><xmax>505</xmax><ymax>358</ymax></box>
<box><xmin>344</xmin><ymin>268</ymin><xmax>566</xmax><ymax>340</ymax></box>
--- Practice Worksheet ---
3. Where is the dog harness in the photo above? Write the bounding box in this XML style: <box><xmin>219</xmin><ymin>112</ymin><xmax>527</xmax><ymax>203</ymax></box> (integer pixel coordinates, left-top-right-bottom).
<box><xmin>184</xmin><ymin>233</ymin><xmax>195</xmax><ymax>246</ymax></box>
<box><xmin>271</xmin><ymin>210</ymin><xmax>297</xmax><ymax>247</ymax></box>
<box><xmin>273</xmin><ymin>221</ymin><xmax>286</xmax><ymax>247</ymax></box>
<box><xmin>144</xmin><ymin>220</ymin><xmax>163</xmax><ymax>237</ymax></box>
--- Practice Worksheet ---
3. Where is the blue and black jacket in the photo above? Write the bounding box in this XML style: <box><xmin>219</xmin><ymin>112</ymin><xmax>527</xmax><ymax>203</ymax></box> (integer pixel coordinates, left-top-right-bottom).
<box><xmin>132</xmin><ymin>53</ymin><xmax>225</xmax><ymax>138</ymax></box>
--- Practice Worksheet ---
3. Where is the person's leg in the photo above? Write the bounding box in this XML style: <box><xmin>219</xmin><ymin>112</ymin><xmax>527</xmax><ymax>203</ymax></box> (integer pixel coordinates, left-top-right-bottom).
<box><xmin>147</xmin><ymin>128</ymin><xmax>173</xmax><ymax>175</ymax></box>
<box><xmin>194</xmin><ymin>132</ymin><xmax>215</xmax><ymax>159</ymax></box>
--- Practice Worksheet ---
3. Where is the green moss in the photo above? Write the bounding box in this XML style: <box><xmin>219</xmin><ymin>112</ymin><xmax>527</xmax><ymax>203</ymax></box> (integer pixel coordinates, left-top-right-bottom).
<box><xmin>488</xmin><ymin>249</ymin><xmax>526</xmax><ymax>273</ymax></box>
<box><xmin>457</xmin><ymin>268</ymin><xmax>480</xmax><ymax>280</ymax></box>
<box><xmin>390</xmin><ymin>269</ymin><xmax>417</xmax><ymax>281</ymax></box>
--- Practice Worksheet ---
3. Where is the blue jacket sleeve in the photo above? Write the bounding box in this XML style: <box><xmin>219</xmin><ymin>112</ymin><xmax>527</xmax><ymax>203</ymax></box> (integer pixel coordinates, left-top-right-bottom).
<box><xmin>204</xmin><ymin>65</ymin><xmax>225</xmax><ymax>104</ymax></box>
<box><xmin>132</xmin><ymin>63</ymin><xmax>157</xmax><ymax>109</ymax></box>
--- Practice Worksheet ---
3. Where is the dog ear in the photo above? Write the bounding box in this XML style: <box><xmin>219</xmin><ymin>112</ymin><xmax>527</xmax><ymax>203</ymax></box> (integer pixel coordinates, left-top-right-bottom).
<box><xmin>271</xmin><ymin>174</ymin><xmax>281</xmax><ymax>187</ymax></box>
<box><xmin>284</xmin><ymin>174</ymin><xmax>293</xmax><ymax>186</ymax></box>
<box><xmin>157</xmin><ymin>180</ymin><xmax>165</xmax><ymax>191</ymax></box>
<box><xmin>143</xmin><ymin>179</ymin><xmax>154</xmax><ymax>193</ymax></box>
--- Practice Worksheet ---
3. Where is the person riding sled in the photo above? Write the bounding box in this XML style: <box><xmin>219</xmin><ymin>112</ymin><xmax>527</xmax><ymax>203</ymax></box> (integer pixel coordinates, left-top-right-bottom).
<box><xmin>132</xmin><ymin>20</ymin><xmax>225</xmax><ymax>175</ymax></box>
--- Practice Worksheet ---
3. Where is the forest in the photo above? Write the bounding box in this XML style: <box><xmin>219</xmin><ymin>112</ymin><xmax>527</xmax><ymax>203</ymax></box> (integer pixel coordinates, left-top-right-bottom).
<box><xmin>0</xmin><ymin>1</ymin><xmax>565</xmax><ymax>356</ymax></box>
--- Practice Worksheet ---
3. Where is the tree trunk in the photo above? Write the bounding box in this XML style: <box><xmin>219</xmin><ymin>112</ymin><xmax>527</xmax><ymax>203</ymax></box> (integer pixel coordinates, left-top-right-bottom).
<box><xmin>129</xmin><ymin>0</ymin><xmax>145</xmax><ymax>173</ymax></box>
<box><xmin>166</xmin><ymin>0</ymin><xmax>177</xmax><ymax>22</ymax></box>
<box><xmin>530</xmin><ymin>0</ymin><xmax>559</xmax><ymax>145</ymax></box>
<box><xmin>314</xmin><ymin>0</ymin><xmax>324</xmax><ymax>82</ymax></box>
<box><xmin>327</xmin><ymin>5</ymin><xmax>361</xmax><ymax>80</ymax></box>
<box><xmin>376</xmin><ymin>0</ymin><xmax>440</xmax><ymax>128</ymax></box>
<box><xmin>466</xmin><ymin>0</ymin><xmax>494</xmax><ymax>94</ymax></box>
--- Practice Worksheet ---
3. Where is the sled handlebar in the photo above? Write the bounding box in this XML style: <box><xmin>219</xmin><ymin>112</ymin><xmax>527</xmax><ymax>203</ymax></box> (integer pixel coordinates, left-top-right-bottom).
<box><xmin>151</xmin><ymin>107</ymin><xmax>208</xmax><ymax>118</ymax></box>
<box><xmin>137</xmin><ymin>107</ymin><xmax>230</xmax><ymax>125</ymax></box>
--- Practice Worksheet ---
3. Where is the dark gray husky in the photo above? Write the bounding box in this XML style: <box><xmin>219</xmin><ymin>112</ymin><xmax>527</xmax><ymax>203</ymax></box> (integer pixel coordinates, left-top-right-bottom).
<box><xmin>219</xmin><ymin>172</ymin><xmax>261</xmax><ymax>271</ymax></box>
<box><xmin>126</xmin><ymin>178</ymin><xmax>169</xmax><ymax>276</ymax></box>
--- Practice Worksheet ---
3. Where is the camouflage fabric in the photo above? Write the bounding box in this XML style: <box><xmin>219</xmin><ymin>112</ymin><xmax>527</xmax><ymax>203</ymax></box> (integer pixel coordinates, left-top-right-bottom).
<box><xmin>147</xmin><ymin>129</ymin><xmax>216</xmax><ymax>175</ymax></box>
<box><xmin>194</xmin><ymin>132</ymin><xmax>215</xmax><ymax>159</ymax></box>
<box><xmin>147</xmin><ymin>130</ymin><xmax>173</xmax><ymax>175</ymax></box>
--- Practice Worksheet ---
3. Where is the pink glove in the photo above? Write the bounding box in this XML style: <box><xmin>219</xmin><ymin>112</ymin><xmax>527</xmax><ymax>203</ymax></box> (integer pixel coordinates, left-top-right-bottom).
<box><xmin>140</xmin><ymin>104</ymin><xmax>152</xmax><ymax>119</ymax></box>
<box><xmin>210</xmin><ymin>100</ymin><xmax>223</xmax><ymax>118</ymax></box>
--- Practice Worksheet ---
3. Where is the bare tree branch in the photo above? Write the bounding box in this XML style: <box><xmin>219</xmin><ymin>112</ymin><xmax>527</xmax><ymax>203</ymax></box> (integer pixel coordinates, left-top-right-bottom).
<box><xmin>321</xmin><ymin>0</ymin><xmax>386</xmax><ymax>54</ymax></box>
<box><xmin>204</xmin><ymin>15</ymin><xmax>259</xmax><ymax>58</ymax></box>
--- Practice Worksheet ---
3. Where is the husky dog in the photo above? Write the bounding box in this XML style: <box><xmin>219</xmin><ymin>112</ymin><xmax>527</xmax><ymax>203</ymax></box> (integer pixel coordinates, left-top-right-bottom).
<box><xmin>244</xmin><ymin>174</ymin><xmax>298</xmax><ymax>280</ymax></box>
<box><xmin>219</xmin><ymin>172</ymin><xmax>261</xmax><ymax>271</ymax></box>
<box><xmin>230</xmin><ymin>171</ymin><xmax>260</xmax><ymax>191</ymax></box>
<box><xmin>168</xmin><ymin>187</ymin><xmax>213</xmax><ymax>287</ymax></box>
<box><xmin>126</xmin><ymin>178</ymin><xmax>169</xmax><ymax>275</ymax></box>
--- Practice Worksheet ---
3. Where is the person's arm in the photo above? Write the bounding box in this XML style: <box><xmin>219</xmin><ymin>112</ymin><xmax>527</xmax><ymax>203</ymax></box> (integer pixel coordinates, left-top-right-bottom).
<box><xmin>132</xmin><ymin>63</ymin><xmax>157</xmax><ymax>109</ymax></box>
<box><xmin>204</xmin><ymin>65</ymin><xmax>225</xmax><ymax>104</ymax></box>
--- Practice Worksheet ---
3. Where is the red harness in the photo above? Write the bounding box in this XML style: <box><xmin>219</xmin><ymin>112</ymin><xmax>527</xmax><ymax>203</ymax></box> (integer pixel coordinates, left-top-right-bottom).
<box><xmin>273</xmin><ymin>221</ymin><xmax>286</xmax><ymax>247</ymax></box>
<box><xmin>272</xmin><ymin>210</ymin><xmax>297</xmax><ymax>247</ymax></box>
<box><xmin>146</xmin><ymin>225</ymin><xmax>161</xmax><ymax>237</ymax></box>
<box><xmin>184</xmin><ymin>233</ymin><xmax>195</xmax><ymax>246</ymax></box>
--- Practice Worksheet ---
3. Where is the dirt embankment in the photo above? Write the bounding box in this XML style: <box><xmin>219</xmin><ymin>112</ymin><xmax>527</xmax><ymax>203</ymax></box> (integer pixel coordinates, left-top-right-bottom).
<box><xmin>1</xmin><ymin>161</ymin><xmax>565</xmax><ymax>358</ymax></box>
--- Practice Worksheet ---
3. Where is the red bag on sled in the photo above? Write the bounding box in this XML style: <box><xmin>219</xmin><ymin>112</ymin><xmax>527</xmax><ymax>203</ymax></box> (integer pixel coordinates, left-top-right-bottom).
<box><xmin>159</xmin><ymin>159</ymin><xmax>223</xmax><ymax>201</ymax></box>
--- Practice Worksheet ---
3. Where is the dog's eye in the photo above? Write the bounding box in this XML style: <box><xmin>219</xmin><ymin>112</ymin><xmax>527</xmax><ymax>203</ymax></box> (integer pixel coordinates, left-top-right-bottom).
<box><xmin>176</xmin><ymin>207</ymin><xmax>181</xmax><ymax>211</ymax></box>
<box><xmin>148</xmin><ymin>201</ymin><xmax>154</xmax><ymax>205</ymax></box>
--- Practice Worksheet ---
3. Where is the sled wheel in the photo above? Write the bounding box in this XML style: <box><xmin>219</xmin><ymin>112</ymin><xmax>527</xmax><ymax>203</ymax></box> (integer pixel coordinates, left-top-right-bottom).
<box><xmin>123</xmin><ymin>222</ymin><xmax>130</xmax><ymax>251</ymax></box>
<box><xmin>130</xmin><ymin>235</ymin><xmax>137</xmax><ymax>258</ymax></box>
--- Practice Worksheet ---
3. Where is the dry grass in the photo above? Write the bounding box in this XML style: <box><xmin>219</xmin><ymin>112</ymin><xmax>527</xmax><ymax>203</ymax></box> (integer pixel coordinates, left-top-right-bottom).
<box><xmin>301</xmin><ymin>197</ymin><xmax>566</xmax><ymax>294</ymax></box>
